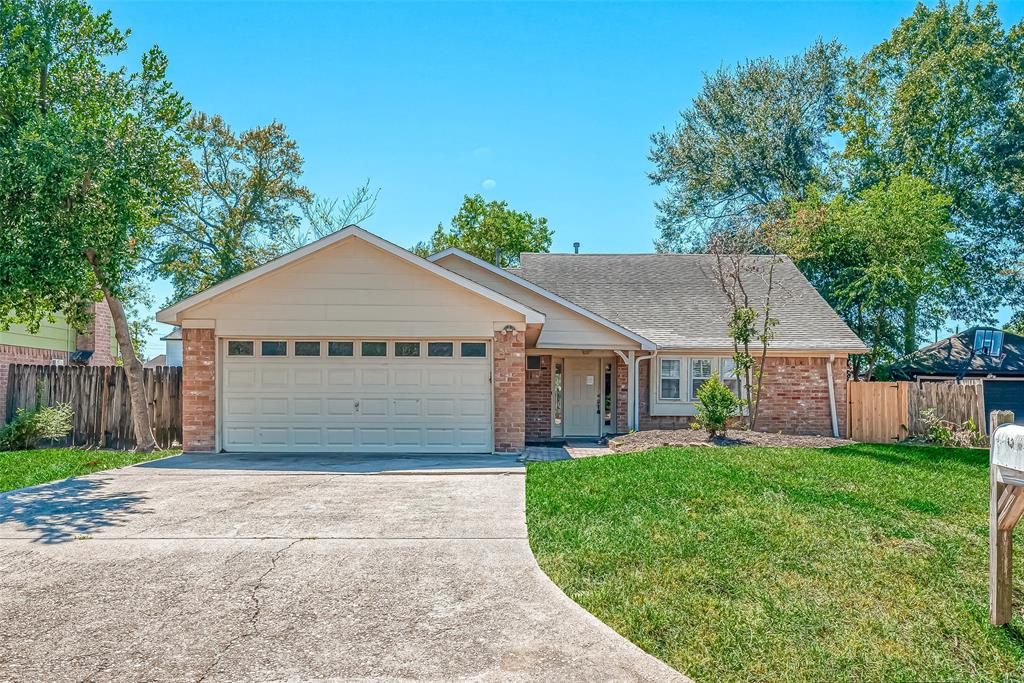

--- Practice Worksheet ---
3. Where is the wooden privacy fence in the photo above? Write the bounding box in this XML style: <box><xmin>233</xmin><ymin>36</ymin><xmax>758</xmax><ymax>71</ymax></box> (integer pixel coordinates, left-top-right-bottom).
<box><xmin>847</xmin><ymin>380</ymin><xmax>986</xmax><ymax>444</ymax></box>
<box><xmin>4</xmin><ymin>364</ymin><xmax>182</xmax><ymax>449</ymax></box>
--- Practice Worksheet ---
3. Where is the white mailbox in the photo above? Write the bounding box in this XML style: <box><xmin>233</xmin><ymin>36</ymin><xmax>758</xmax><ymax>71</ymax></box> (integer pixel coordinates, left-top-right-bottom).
<box><xmin>990</xmin><ymin>420</ymin><xmax>1024</xmax><ymax>625</ymax></box>
<box><xmin>992</xmin><ymin>425</ymin><xmax>1024</xmax><ymax>473</ymax></box>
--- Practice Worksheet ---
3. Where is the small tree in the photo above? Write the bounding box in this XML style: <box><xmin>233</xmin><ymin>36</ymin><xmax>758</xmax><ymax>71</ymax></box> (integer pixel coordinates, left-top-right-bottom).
<box><xmin>694</xmin><ymin>373</ymin><xmax>743</xmax><ymax>439</ymax></box>
<box><xmin>709</xmin><ymin>228</ymin><xmax>781</xmax><ymax>431</ymax></box>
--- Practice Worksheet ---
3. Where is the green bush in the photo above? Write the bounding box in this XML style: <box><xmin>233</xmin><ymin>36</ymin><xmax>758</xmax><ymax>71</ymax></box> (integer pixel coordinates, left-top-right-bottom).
<box><xmin>694</xmin><ymin>373</ymin><xmax>743</xmax><ymax>438</ymax></box>
<box><xmin>0</xmin><ymin>403</ymin><xmax>75</xmax><ymax>451</ymax></box>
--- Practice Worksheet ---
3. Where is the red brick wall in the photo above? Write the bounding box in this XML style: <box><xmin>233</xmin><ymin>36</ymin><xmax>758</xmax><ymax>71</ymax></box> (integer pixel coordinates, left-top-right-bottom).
<box><xmin>526</xmin><ymin>354</ymin><xmax>552</xmax><ymax>441</ymax></box>
<box><xmin>0</xmin><ymin>345</ymin><xmax>71</xmax><ymax>423</ymax></box>
<box><xmin>182</xmin><ymin>327</ymin><xmax>217</xmax><ymax>452</ymax></box>
<box><xmin>621</xmin><ymin>353</ymin><xmax>849</xmax><ymax>437</ymax></box>
<box><xmin>492</xmin><ymin>329</ymin><xmax>525</xmax><ymax>452</ymax></box>
<box><xmin>757</xmin><ymin>356</ymin><xmax>848</xmax><ymax>437</ymax></box>
<box><xmin>74</xmin><ymin>301</ymin><xmax>116</xmax><ymax>366</ymax></box>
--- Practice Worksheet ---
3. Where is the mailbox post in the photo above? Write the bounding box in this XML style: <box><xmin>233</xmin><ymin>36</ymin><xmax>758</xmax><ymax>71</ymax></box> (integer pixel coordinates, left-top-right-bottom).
<box><xmin>990</xmin><ymin>411</ymin><xmax>1022</xmax><ymax>625</ymax></box>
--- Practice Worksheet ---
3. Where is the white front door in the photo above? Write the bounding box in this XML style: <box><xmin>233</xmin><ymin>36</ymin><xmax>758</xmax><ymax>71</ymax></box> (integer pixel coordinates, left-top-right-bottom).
<box><xmin>220</xmin><ymin>339</ymin><xmax>492</xmax><ymax>453</ymax></box>
<box><xmin>563</xmin><ymin>358</ymin><xmax>600</xmax><ymax>437</ymax></box>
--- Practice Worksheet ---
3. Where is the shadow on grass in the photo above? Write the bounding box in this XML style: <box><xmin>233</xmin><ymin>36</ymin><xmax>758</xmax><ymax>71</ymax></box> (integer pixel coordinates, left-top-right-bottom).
<box><xmin>830</xmin><ymin>443</ymin><xmax>988</xmax><ymax>470</ymax></box>
<box><xmin>0</xmin><ymin>478</ymin><xmax>149</xmax><ymax>544</ymax></box>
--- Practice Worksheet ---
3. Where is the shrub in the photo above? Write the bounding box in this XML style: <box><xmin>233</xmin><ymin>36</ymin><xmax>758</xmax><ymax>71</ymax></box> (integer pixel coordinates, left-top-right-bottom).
<box><xmin>694</xmin><ymin>373</ymin><xmax>743</xmax><ymax>438</ymax></box>
<box><xmin>920</xmin><ymin>408</ymin><xmax>986</xmax><ymax>448</ymax></box>
<box><xmin>0</xmin><ymin>403</ymin><xmax>74</xmax><ymax>451</ymax></box>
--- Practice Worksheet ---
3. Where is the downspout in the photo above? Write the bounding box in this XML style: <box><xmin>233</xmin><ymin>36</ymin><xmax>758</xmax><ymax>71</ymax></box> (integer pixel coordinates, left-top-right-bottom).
<box><xmin>826</xmin><ymin>354</ymin><xmax>839</xmax><ymax>438</ymax></box>
<box><xmin>634</xmin><ymin>352</ymin><xmax>657</xmax><ymax>432</ymax></box>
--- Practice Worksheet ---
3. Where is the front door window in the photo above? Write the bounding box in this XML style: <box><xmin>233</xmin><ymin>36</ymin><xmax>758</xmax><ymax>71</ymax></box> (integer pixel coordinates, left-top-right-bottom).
<box><xmin>552</xmin><ymin>360</ymin><xmax>564</xmax><ymax>436</ymax></box>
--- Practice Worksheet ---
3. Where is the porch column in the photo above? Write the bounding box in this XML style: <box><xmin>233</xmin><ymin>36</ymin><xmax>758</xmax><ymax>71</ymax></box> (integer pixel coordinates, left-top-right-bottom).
<box><xmin>615</xmin><ymin>350</ymin><xmax>635</xmax><ymax>431</ymax></box>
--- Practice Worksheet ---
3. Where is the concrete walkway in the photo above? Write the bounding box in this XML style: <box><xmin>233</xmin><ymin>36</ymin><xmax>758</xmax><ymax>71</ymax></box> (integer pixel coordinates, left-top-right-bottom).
<box><xmin>0</xmin><ymin>453</ymin><xmax>686</xmax><ymax>682</ymax></box>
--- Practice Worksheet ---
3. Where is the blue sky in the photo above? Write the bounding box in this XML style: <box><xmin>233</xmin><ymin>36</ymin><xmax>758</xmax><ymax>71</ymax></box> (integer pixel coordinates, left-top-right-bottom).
<box><xmin>97</xmin><ymin>1</ymin><xmax>1024</xmax><ymax>359</ymax></box>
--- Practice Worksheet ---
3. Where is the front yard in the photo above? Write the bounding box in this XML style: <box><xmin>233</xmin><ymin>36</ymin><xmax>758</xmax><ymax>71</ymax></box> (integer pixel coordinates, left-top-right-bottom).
<box><xmin>0</xmin><ymin>448</ymin><xmax>178</xmax><ymax>493</ymax></box>
<box><xmin>526</xmin><ymin>443</ymin><xmax>1024</xmax><ymax>682</ymax></box>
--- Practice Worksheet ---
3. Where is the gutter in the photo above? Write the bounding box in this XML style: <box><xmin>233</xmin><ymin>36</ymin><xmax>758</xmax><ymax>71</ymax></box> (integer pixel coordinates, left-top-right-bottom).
<box><xmin>826</xmin><ymin>354</ymin><xmax>839</xmax><ymax>438</ymax></box>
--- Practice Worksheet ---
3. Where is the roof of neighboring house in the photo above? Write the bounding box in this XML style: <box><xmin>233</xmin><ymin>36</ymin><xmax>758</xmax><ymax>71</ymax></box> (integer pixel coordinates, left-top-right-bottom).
<box><xmin>160</xmin><ymin>327</ymin><xmax>182</xmax><ymax>341</ymax></box>
<box><xmin>143</xmin><ymin>354</ymin><xmax>167</xmax><ymax>368</ymax></box>
<box><xmin>889</xmin><ymin>328</ymin><xmax>1024</xmax><ymax>378</ymax></box>
<box><xmin>512</xmin><ymin>253</ymin><xmax>867</xmax><ymax>352</ymax></box>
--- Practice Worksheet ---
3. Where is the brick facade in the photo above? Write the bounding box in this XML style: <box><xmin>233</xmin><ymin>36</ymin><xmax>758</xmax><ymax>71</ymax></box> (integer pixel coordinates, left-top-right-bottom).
<box><xmin>757</xmin><ymin>356</ymin><xmax>848</xmax><ymax>437</ymax></box>
<box><xmin>0</xmin><ymin>301</ymin><xmax>115</xmax><ymax>423</ymax></box>
<box><xmin>525</xmin><ymin>354</ymin><xmax>552</xmax><ymax>441</ymax></box>
<box><xmin>182</xmin><ymin>327</ymin><xmax>217</xmax><ymax>452</ymax></box>
<box><xmin>492</xmin><ymin>329</ymin><xmax>526</xmax><ymax>452</ymax></box>
<box><xmin>604</xmin><ymin>353</ymin><xmax>849</xmax><ymax>436</ymax></box>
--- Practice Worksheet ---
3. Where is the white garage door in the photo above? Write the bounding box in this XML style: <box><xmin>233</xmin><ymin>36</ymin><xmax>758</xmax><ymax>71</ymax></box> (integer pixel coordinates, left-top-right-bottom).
<box><xmin>220</xmin><ymin>339</ymin><xmax>492</xmax><ymax>453</ymax></box>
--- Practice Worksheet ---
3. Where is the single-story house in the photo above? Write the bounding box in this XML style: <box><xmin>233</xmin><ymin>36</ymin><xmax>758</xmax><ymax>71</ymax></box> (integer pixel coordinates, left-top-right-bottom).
<box><xmin>889</xmin><ymin>327</ymin><xmax>1024</xmax><ymax>425</ymax></box>
<box><xmin>156</xmin><ymin>226</ymin><xmax>866</xmax><ymax>454</ymax></box>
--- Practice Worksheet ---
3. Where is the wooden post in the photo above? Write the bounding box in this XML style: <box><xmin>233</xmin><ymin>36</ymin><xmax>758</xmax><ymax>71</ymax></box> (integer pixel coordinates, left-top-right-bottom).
<box><xmin>990</xmin><ymin>410</ymin><xmax>1019</xmax><ymax>625</ymax></box>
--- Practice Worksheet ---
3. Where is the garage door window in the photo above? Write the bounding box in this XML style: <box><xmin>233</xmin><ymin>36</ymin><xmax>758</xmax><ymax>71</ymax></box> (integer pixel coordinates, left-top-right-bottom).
<box><xmin>361</xmin><ymin>341</ymin><xmax>387</xmax><ymax>357</ymax></box>
<box><xmin>227</xmin><ymin>340</ymin><xmax>254</xmax><ymax>357</ymax></box>
<box><xmin>328</xmin><ymin>341</ymin><xmax>354</xmax><ymax>357</ymax></box>
<box><xmin>461</xmin><ymin>342</ymin><xmax>486</xmax><ymax>358</ymax></box>
<box><xmin>395</xmin><ymin>341</ymin><xmax>420</xmax><ymax>357</ymax></box>
<box><xmin>428</xmin><ymin>342</ymin><xmax>454</xmax><ymax>357</ymax></box>
<box><xmin>261</xmin><ymin>340</ymin><xmax>288</xmax><ymax>357</ymax></box>
<box><xmin>295</xmin><ymin>341</ymin><xmax>321</xmax><ymax>357</ymax></box>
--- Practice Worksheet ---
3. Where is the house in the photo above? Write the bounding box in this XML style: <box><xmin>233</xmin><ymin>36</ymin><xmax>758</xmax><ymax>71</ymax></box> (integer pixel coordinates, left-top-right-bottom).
<box><xmin>156</xmin><ymin>226</ymin><xmax>866</xmax><ymax>454</ymax></box>
<box><xmin>0</xmin><ymin>302</ymin><xmax>116</xmax><ymax>423</ymax></box>
<box><xmin>145</xmin><ymin>327</ymin><xmax>182</xmax><ymax>367</ymax></box>
<box><xmin>889</xmin><ymin>327</ymin><xmax>1024</xmax><ymax>424</ymax></box>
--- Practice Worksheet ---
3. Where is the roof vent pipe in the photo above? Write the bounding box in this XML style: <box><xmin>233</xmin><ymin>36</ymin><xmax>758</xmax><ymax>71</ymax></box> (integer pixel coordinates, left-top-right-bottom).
<box><xmin>573</xmin><ymin>242</ymin><xmax>580</xmax><ymax>254</ymax></box>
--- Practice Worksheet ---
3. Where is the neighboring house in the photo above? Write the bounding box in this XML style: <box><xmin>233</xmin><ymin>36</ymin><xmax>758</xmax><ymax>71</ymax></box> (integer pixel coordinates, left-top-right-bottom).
<box><xmin>145</xmin><ymin>327</ymin><xmax>182</xmax><ymax>367</ymax></box>
<box><xmin>0</xmin><ymin>302</ymin><xmax>116</xmax><ymax>423</ymax></box>
<box><xmin>156</xmin><ymin>226</ymin><xmax>866</xmax><ymax>455</ymax></box>
<box><xmin>889</xmin><ymin>327</ymin><xmax>1024</xmax><ymax>424</ymax></box>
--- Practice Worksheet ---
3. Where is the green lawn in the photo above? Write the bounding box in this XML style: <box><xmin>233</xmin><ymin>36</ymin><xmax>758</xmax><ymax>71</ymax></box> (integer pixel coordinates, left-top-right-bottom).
<box><xmin>526</xmin><ymin>444</ymin><xmax>1024</xmax><ymax>683</ymax></box>
<box><xmin>0</xmin><ymin>448</ymin><xmax>178</xmax><ymax>493</ymax></box>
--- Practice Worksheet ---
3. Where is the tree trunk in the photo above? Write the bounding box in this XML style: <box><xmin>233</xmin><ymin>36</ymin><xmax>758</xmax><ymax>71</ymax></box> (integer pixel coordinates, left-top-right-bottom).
<box><xmin>85</xmin><ymin>251</ymin><xmax>158</xmax><ymax>452</ymax></box>
<box><xmin>903</xmin><ymin>301</ymin><xmax>918</xmax><ymax>356</ymax></box>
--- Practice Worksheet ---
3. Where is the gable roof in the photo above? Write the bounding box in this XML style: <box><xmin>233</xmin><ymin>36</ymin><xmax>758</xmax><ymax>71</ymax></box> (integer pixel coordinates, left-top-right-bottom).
<box><xmin>156</xmin><ymin>226</ymin><xmax>544</xmax><ymax>325</ymax></box>
<box><xmin>514</xmin><ymin>253</ymin><xmax>867</xmax><ymax>352</ymax></box>
<box><xmin>889</xmin><ymin>328</ymin><xmax>1024</xmax><ymax>378</ymax></box>
<box><xmin>427</xmin><ymin>248</ymin><xmax>656</xmax><ymax>350</ymax></box>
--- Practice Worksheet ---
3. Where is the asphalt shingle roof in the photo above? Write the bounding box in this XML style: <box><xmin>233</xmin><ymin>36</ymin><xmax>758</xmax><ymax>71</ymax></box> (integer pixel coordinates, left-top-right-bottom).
<box><xmin>514</xmin><ymin>253</ymin><xmax>866</xmax><ymax>351</ymax></box>
<box><xmin>889</xmin><ymin>328</ymin><xmax>1024</xmax><ymax>378</ymax></box>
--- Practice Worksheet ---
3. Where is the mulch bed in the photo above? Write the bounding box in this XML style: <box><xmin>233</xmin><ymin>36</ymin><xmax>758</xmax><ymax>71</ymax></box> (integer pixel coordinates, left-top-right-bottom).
<box><xmin>609</xmin><ymin>429</ymin><xmax>854</xmax><ymax>453</ymax></box>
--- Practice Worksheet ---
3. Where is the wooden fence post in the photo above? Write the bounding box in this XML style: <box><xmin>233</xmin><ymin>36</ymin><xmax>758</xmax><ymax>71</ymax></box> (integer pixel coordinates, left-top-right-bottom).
<box><xmin>990</xmin><ymin>410</ymin><xmax>1020</xmax><ymax>625</ymax></box>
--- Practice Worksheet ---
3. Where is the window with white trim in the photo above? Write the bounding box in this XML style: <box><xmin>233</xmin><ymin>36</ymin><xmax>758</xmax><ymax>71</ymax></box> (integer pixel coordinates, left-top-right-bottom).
<box><xmin>261</xmin><ymin>340</ymin><xmax>287</xmax><ymax>357</ymax></box>
<box><xmin>659</xmin><ymin>359</ymin><xmax>681</xmax><ymax>400</ymax></box>
<box><xmin>720</xmin><ymin>357</ymin><xmax>741</xmax><ymax>397</ymax></box>
<box><xmin>227</xmin><ymin>340</ymin><xmax>254</xmax><ymax>357</ymax></box>
<box><xmin>689</xmin><ymin>358</ymin><xmax>713</xmax><ymax>400</ymax></box>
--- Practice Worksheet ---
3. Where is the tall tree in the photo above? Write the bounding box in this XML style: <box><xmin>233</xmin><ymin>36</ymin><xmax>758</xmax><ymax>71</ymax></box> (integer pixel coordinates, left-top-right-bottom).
<box><xmin>782</xmin><ymin>175</ymin><xmax>961</xmax><ymax>377</ymax></box>
<box><xmin>838</xmin><ymin>0</ymin><xmax>1024</xmax><ymax>323</ymax></box>
<box><xmin>151</xmin><ymin>113</ymin><xmax>377</xmax><ymax>300</ymax></box>
<box><xmin>649</xmin><ymin>39</ymin><xmax>846</xmax><ymax>251</ymax></box>
<box><xmin>412</xmin><ymin>194</ymin><xmax>552</xmax><ymax>267</ymax></box>
<box><xmin>0</xmin><ymin>0</ymin><xmax>190</xmax><ymax>450</ymax></box>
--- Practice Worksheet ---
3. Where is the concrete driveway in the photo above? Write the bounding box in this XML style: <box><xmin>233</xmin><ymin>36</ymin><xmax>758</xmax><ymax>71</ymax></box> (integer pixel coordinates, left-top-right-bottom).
<box><xmin>0</xmin><ymin>452</ymin><xmax>686</xmax><ymax>682</ymax></box>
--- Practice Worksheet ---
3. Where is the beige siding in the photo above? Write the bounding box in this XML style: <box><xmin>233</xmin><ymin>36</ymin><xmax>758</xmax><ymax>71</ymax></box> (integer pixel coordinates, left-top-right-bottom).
<box><xmin>186</xmin><ymin>237</ymin><xmax>524</xmax><ymax>337</ymax></box>
<box><xmin>435</xmin><ymin>256</ymin><xmax>640</xmax><ymax>349</ymax></box>
<box><xmin>0</xmin><ymin>316</ymin><xmax>75</xmax><ymax>352</ymax></box>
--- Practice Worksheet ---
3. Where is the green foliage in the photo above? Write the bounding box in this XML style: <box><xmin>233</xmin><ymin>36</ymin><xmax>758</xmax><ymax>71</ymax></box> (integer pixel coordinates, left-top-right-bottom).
<box><xmin>1007</xmin><ymin>311</ymin><xmax>1024</xmax><ymax>336</ymax></box>
<box><xmin>412</xmin><ymin>194</ymin><xmax>553</xmax><ymax>267</ymax></box>
<box><xmin>838</xmin><ymin>0</ymin><xmax>1024</xmax><ymax>322</ymax></box>
<box><xmin>784</xmin><ymin>175</ymin><xmax>960</xmax><ymax>376</ymax></box>
<box><xmin>919</xmin><ymin>408</ymin><xmax>987</xmax><ymax>449</ymax></box>
<box><xmin>694</xmin><ymin>373</ymin><xmax>743</xmax><ymax>438</ymax></box>
<box><xmin>649</xmin><ymin>39</ymin><xmax>845</xmax><ymax>251</ymax></box>
<box><xmin>150</xmin><ymin>113</ymin><xmax>378</xmax><ymax>301</ymax></box>
<box><xmin>0</xmin><ymin>0</ymin><xmax>191</xmax><ymax>334</ymax></box>
<box><xmin>0</xmin><ymin>403</ymin><xmax>74</xmax><ymax>451</ymax></box>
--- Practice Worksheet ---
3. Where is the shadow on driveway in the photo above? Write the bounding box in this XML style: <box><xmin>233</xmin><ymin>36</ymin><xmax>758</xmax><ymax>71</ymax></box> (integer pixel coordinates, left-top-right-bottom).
<box><xmin>135</xmin><ymin>451</ymin><xmax>527</xmax><ymax>474</ymax></box>
<box><xmin>0</xmin><ymin>478</ymin><xmax>150</xmax><ymax>544</ymax></box>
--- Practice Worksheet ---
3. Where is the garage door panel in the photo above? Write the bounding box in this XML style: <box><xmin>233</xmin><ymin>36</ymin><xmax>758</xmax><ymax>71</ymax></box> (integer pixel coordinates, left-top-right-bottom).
<box><xmin>222</xmin><ymin>344</ymin><xmax>492</xmax><ymax>453</ymax></box>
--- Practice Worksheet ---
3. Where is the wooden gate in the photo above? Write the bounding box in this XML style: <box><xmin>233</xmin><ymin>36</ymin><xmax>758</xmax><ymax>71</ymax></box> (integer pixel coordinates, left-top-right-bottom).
<box><xmin>847</xmin><ymin>381</ymin><xmax>909</xmax><ymax>443</ymax></box>
<box><xmin>4</xmin><ymin>364</ymin><xmax>182</xmax><ymax>449</ymax></box>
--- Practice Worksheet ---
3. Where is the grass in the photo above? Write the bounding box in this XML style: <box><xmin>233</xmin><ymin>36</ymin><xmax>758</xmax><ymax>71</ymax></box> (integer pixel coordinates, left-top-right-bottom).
<box><xmin>0</xmin><ymin>447</ymin><xmax>178</xmax><ymax>493</ymax></box>
<box><xmin>526</xmin><ymin>444</ymin><xmax>1024</xmax><ymax>682</ymax></box>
